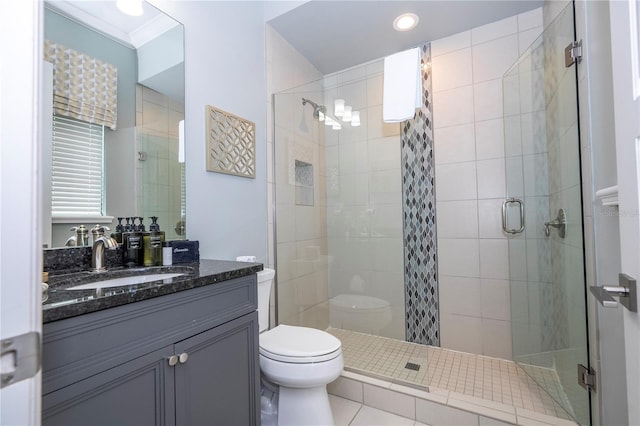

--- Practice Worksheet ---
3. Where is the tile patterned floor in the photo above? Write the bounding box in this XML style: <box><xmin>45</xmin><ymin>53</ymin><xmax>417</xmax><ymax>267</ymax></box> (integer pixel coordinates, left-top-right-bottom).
<box><xmin>328</xmin><ymin>328</ymin><xmax>574</xmax><ymax>422</ymax></box>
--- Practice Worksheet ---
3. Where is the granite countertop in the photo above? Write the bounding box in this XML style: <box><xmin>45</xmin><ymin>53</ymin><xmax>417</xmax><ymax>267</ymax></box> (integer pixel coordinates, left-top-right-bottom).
<box><xmin>43</xmin><ymin>259</ymin><xmax>263</xmax><ymax>323</ymax></box>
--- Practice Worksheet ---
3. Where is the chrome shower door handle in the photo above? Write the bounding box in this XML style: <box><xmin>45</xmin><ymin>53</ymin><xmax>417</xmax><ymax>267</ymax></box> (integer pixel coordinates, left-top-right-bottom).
<box><xmin>502</xmin><ymin>198</ymin><xmax>525</xmax><ymax>234</ymax></box>
<box><xmin>544</xmin><ymin>208</ymin><xmax>567</xmax><ymax>238</ymax></box>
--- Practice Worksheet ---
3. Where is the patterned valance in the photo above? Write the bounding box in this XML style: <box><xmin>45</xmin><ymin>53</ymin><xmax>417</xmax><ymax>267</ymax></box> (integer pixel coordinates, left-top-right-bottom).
<box><xmin>44</xmin><ymin>39</ymin><xmax>118</xmax><ymax>130</ymax></box>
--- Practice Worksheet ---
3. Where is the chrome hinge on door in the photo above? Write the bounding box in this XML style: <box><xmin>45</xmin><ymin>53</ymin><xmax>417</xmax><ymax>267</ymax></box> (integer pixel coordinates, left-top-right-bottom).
<box><xmin>578</xmin><ymin>364</ymin><xmax>596</xmax><ymax>392</ymax></box>
<box><xmin>565</xmin><ymin>40</ymin><xmax>583</xmax><ymax>67</ymax></box>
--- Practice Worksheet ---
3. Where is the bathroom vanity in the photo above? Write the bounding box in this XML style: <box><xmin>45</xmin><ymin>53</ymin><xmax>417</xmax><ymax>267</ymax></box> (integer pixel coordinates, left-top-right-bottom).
<box><xmin>41</xmin><ymin>260</ymin><xmax>262</xmax><ymax>426</ymax></box>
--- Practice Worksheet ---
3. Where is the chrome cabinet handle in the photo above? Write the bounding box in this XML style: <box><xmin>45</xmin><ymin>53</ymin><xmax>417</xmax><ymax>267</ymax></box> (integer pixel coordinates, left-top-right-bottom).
<box><xmin>168</xmin><ymin>355</ymin><xmax>178</xmax><ymax>367</ymax></box>
<box><xmin>178</xmin><ymin>352</ymin><xmax>189</xmax><ymax>364</ymax></box>
<box><xmin>502</xmin><ymin>198</ymin><xmax>525</xmax><ymax>234</ymax></box>
<box><xmin>544</xmin><ymin>208</ymin><xmax>567</xmax><ymax>238</ymax></box>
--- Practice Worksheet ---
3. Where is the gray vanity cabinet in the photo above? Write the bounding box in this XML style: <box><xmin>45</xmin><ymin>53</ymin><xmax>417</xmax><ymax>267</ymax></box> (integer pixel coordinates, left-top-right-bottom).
<box><xmin>174</xmin><ymin>313</ymin><xmax>258</xmax><ymax>425</ymax></box>
<box><xmin>42</xmin><ymin>345</ymin><xmax>176</xmax><ymax>426</ymax></box>
<box><xmin>42</xmin><ymin>275</ymin><xmax>260</xmax><ymax>426</ymax></box>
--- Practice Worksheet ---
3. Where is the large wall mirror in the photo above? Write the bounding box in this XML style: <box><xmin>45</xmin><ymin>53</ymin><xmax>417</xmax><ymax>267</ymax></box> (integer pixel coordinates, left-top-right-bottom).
<box><xmin>42</xmin><ymin>0</ymin><xmax>185</xmax><ymax>248</ymax></box>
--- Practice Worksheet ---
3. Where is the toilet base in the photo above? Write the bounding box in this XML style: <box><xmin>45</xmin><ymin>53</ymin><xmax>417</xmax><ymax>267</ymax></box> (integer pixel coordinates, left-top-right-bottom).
<box><xmin>277</xmin><ymin>385</ymin><xmax>334</xmax><ymax>426</ymax></box>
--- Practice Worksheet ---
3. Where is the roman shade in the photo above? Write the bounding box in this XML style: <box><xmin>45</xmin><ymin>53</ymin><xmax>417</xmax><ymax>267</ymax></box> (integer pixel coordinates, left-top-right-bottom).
<box><xmin>44</xmin><ymin>39</ymin><xmax>118</xmax><ymax>130</ymax></box>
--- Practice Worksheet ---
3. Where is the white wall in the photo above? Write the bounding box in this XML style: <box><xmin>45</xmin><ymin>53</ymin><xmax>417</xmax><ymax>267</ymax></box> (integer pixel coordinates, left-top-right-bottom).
<box><xmin>150</xmin><ymin>1</ymin><xmax>268</xmax><ymax>262</ymax></box>
<box><xmin>432</xmin><ymin>9</ymin><xmax>543</xmax><ymax>359</ymax></box>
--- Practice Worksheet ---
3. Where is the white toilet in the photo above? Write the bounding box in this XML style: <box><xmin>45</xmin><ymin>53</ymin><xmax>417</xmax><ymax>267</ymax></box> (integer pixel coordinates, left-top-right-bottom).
<box><xmin>257</xmin><ymin>268</ymin><xmax>343</xmax><ymax>426</ymax></box>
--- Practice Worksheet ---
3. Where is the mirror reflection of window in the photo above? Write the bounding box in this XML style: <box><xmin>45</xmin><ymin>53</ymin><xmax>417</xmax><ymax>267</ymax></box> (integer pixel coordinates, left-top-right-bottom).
<box><xmin>51</xmin><ymin>116</ymin><xmax>106</xmax><ymax>217</ymax></box>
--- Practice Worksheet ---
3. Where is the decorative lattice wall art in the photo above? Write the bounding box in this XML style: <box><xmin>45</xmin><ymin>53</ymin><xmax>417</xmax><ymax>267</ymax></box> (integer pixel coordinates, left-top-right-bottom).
<box><xmin>206</xmin><ymin>105</ymin><xmax>255</xmax><ymax>178</ymax></box>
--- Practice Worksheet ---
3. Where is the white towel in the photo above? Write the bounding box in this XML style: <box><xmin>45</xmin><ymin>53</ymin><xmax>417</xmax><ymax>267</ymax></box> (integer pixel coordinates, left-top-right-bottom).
<box><xmin>383</xmin><ymin>47</ymin><xmax>421</xmax><ymax>123</ymax></box>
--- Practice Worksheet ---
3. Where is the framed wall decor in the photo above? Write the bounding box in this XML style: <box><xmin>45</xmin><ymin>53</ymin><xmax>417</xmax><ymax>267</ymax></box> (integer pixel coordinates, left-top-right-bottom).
<box><xmin>206</xmin><ymin>105</ymin><xmax>256</xmax><ymax>178</ymax></box>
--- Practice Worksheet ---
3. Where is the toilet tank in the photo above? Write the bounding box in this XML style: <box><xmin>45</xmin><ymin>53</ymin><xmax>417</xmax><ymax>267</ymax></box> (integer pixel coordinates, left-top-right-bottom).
<box><xmin>256</xmin><ymin>268</ymin><xmax>275</xmax><ymax>332</ymax></box>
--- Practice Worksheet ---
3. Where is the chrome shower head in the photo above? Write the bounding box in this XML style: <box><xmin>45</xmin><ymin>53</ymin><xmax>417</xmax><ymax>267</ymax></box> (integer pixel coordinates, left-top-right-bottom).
<box><xmin>302</xmin><ymin>98</ymin><xmax>327</xmax><ymax>120</ymax></box>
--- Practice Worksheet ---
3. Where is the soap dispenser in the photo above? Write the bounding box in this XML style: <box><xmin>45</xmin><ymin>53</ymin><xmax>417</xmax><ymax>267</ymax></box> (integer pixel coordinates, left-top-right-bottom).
<box><xmin>111</xmin><ymin>217</ymin><xmax>124</xmax><ymax>244</ymax></box>
<box><xmin>123</xmin><ymin>216</ymin><xmax>142</xmax><ymax>267</ymax></box>
<box><xmin>141</xmin><ymin>216</ymin><xmax>154</xmax><ymax>267</ymax></box>
<box><xmin>145</xmin><ymin>216</ymin><xmax>165</xmax><ymax>266</ymax></box>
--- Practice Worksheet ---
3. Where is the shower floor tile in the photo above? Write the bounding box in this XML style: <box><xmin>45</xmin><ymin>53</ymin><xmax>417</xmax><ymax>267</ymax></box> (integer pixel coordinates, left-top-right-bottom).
<box><xmin>328</xmin><ymin>328</ymin><xmax>574</xmax><ymax>422</ymax></box>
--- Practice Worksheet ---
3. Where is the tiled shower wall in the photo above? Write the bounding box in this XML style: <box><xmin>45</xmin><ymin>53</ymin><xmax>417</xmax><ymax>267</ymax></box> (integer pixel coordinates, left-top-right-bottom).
<box><xmin>136</xmin><ymin>85</ymin><xmax>184</xmax><ymax>240</ymax></box>
<box><xmin>431</xmin><ymin>9</ymin><xmax>544</xmax><ymax>359</ymax></box>
<box><xmin>503</xmin><ymin>29</ymin><xmax>551</xmax><ymax>366</ymax></box>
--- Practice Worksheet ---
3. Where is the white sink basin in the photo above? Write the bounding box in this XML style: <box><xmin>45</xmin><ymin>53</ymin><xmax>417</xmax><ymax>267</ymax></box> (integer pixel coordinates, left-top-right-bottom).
<box><xmin>67</xmin><ymin>273</ymin><xmax>185</xmax><ymax>290</ymax></box>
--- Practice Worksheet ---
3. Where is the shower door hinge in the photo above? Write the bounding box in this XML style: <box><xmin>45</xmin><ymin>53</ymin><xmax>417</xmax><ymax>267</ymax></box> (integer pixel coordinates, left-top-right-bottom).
<box><xmin>578</xmin><ymin>364</ymin><xmax>596</xmax><ymax>392</ymax></box>
<box><xmin>565</xmin><ymin>40</ymin><xmax>583</xmax><ymax>67</ymax></box>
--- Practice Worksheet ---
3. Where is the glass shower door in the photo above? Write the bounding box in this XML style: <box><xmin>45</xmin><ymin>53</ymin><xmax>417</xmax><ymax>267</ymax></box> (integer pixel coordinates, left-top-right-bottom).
<box><xmin>503</xmin><ymin>3</ymin><xmax>589</xmax><ymax>424</ymax></box>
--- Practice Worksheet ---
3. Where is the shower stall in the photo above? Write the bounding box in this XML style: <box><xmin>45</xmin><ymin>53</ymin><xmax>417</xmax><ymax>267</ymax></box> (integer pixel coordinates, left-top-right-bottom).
<box><xmin>271</xmin><ymin>3</ymin><xmax>589</xmax><ymax>424</ymax></box>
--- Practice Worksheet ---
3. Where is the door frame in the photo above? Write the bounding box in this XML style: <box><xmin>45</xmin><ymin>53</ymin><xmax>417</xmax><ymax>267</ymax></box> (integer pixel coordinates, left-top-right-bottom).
<box><xmin>0</xmin><ymin>0</ymin><xmax>43</xmax><ymax>424</ymax></box>
<box><xmin>608</xmin><ymin>1</ymin><xmax>640</xmax><ymax>425</ymax></box>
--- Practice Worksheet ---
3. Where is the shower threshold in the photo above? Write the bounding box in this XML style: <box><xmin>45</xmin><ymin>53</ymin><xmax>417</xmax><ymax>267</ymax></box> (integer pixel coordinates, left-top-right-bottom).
<box><xmin>327</xmin><ymin>328</ymin><xmax>577</xmax><ymax>425</ymax></box>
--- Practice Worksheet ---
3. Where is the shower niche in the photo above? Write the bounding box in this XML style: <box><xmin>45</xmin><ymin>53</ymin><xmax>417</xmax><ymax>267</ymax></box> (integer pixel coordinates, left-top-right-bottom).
<box><xmin>295</xmin><ymin>160</ymin><xmax>314</xmax><ymax>206</ymax></box>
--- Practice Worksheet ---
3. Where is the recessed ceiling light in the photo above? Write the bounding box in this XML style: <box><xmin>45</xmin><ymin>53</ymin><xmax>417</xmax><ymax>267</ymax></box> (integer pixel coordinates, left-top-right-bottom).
<box><xmin>393</xmin><ymin>13</ymin><xmax>419</xmax><ymax>32</ymax></box>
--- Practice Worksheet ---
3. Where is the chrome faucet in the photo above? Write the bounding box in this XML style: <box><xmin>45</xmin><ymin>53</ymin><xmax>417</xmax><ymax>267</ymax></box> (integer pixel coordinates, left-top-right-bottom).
<box><xmin>65</xmin><ymin>225</ymin><xmax>89</xmax><ymax>247</ymax></box>
<box><xmin>90</xmin><ymin>225</ymin><xmax>118</xmax><ymax>272</ymax></box>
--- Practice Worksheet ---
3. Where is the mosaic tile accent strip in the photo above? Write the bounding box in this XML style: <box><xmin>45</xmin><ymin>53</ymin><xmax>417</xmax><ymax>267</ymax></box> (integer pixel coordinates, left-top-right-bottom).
<box><xmin>206</xmin><ymin>105</ymin><xmax>255</xmax><ymax>178</ymax></box>
<box><xmin>328</xmin><ymin>328</ymin><xmax>575</xmax><ymax>422</ymax></box>
<box><xmin>401</xmin><ymin>43</ymin><xmax>439</xmax><ymax>345</ymax></box>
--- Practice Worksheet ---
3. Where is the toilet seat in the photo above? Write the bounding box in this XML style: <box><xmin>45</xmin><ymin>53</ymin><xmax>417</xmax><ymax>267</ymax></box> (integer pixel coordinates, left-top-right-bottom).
<box><xmin>259</xmin><ymin>325</ymin><xmax>342</xmax><ymax>364</ymax></box>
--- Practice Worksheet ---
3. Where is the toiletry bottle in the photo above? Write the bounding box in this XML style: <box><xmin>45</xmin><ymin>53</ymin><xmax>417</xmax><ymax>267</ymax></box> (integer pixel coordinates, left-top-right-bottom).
<box><xmin>142</xmin><ymin>218</ymin><xmax>154</xmax><ymax>267</ymax></box>
<box><xmin>162</xmin><ymin>241</ymin><xmax>173</xmax><ymax>266</ymax></box>
<box><xmin>134</xmin><ymin>218</ymin><xmax>145</xmax><ymax>266</ymax></box>
<box><xmin>123</xmin><ymin>217</ymin><xmax>142</xmax><ymax>267</ymax></box>
<box><xmin>148</xmin><ymin>216</ymin><xmax>165</xmax><ymax>266</ymax></box>
<box><xmin>111</xmin><ymin>217</ymin><xmax>124</xmax><ymax>243</ymax></box>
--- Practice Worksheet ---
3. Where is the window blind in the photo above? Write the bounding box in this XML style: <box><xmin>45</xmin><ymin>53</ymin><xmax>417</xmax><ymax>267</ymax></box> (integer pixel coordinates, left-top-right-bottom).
<box><xmin>51</xmin><ymin>115</ymin><xmax>105</xmax><ymax>216</ymax></box>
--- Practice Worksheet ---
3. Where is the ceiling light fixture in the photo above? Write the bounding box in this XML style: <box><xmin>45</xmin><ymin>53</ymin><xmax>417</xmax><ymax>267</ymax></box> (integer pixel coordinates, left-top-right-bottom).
<box><xmin>334</xmin><ymin>99</ymin><xmax>345</xmax><ymax>117</ymax></box>
<box><xmin>393</xmin><ymin>13</ymin><xmax>419</xmax><ymax>32</ymax></box>
<box><xmin>342</xmin><ymin>106</ymin><xmax>352</xmax><ymax>122</ymax></box>
<box><xmin>351</xmin><ymin>111</ymin><xmax>361</xmax><ymax>127</ymax></box>
<box><xmin>116</xmin><ymin>0</ymin><xmax>144</xmax><ymax>17</ymax></box>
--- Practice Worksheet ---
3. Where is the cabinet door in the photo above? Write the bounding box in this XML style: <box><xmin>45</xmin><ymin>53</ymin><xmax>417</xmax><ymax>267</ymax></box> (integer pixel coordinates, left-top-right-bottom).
<box><xmin>174</xmin><ymin>312</ymin><xmax>260</xmax><ymax>426</ymax></box>
<box><xmin>43</xmin><ymin>345</ymin><xmax>175</xmax><ymax>426</ymax></box>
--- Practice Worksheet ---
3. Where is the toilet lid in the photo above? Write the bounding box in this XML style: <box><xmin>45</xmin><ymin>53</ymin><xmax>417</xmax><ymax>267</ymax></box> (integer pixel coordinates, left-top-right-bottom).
<box><xmin>330</xmin><ymin>294</ymin><xmax>391</xmax><ymax>311</ymax></box>
<box><xmin>259</xmin><ymin>325</ymin><xmax>342</xmax><ymax>363</ymax></box>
